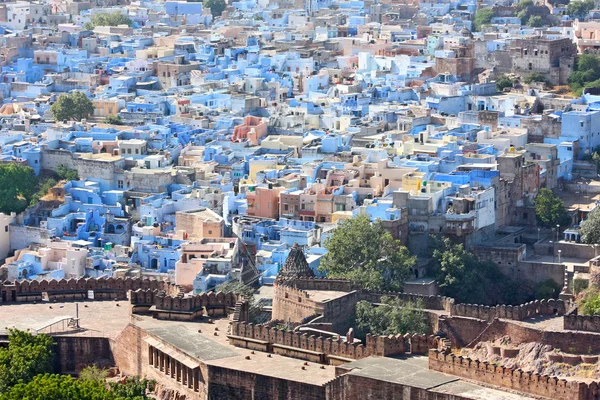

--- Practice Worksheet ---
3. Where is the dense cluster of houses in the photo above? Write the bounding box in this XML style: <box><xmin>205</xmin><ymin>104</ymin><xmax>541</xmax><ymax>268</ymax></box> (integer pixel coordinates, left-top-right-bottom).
<box><xmin>0</xmin><ymin>0</ymin><xmax>599</xmax><ymax>294</ymax></box>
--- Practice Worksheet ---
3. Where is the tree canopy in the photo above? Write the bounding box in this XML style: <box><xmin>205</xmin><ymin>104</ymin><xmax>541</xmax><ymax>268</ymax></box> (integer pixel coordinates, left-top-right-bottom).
<box><xmin>431</xmin><ymin>237</ymin><xmax>530</xmax><ymax>305</ymax></box>
<box><xmin>523</xmin><ymin>72</ymin><xmax>549</xmax><ymax>84</ymax></box>
<box><xmin>355</xmin><ymin>297</ymin><xmax>428</xmax><ymax>338</ymax></box>
<box><xmin>51</xmin><ymin>92</ymin><xmax>94</xmax><ymax>122</ymax></box>
<box><xmin>319</xmin><ymin>214</ymin><xmax>416</xmax><ymax>292</ymax></box>
<box><xmin>473</xmin><ymin>8</ymin><xmax>494</xmax><ymax>31</ymax></box>
<box><xmin>55</xmin><ymin>164</ymin><xmax>78</xmax><ymax>181</ymax></box>
<box><xmin>203</xmin><ymin>0</ymin><xmax>226</xmax><ymax>17</ymax></box>
<box><xmin>534</xmin><ymin>278</ymin><xmax>561</xmax><ymax>300</ymax></box>
<box><xmin>535</xmin><ymin>188</ymin><xmax>570</xmax><ymax>228</ymax></box>
<box><xmin>568</xmin><ymin>53</ymin><xmax>600</xmax><ymax>95</ymax></box>
<box><xmin>0</xmin><ymin>374</ymin><xmax>154</xmax><ymax>400</ymax></box>
<box><xmin>496</xmin><ymin>75</ymin><xmax>514</xmax><ymax>91</ymax></box>
<box><xmin>0</xmin><ymin>164</ymin><xmax>38</xmax><ymax>214</ymax></box>
<box><xmin>0</xmin><ymin>329</ymin><xmax>54</xmax><ymax>393</ymax></box>
<box><xmin>581</xmin><ymin>207</ymin><xmax>600</xmax><ymax>244</ymax></box>
<box><xmin>103</xmin><ymin>115</ymin><xmax>124</xmax><ymax>125</ymax></box>
<box><xmin>567</xmin><ymin>0</ymin><xmax>594</xmax><ymax>20</ymax></box>
<box><xmin>84</xmin><ymin>11</ymin><xmax>133</xmax><ymax>30</ymax></box>
<box><xmin>527</xmin><ymin>15</ymin><xmax>544</xmax><ymax>27</ymax></box>
<box><xmin>578</xmin><ymin>289</ymin><xmax>600</xmax><ymax>315</ymax></box>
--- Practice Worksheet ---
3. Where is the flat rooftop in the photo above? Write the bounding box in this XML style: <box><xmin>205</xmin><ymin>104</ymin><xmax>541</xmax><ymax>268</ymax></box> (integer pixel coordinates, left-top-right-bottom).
<box><xmin>305</xmin><ymin>289</ymin><xmax>351</xmax><ymax>303</ymax></box>
<box><xmin>0</xmin><ymin>300</ymin><xmax>131</xmax><ymax>338</ymax></box>
<box><xmin>342</xmin><ymin>356</ymin><xmax>535</xmax><ymax>399</ymax></box>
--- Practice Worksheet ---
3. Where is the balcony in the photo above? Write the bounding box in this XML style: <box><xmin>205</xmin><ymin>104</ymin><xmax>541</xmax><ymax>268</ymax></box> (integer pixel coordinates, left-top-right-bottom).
<box><xmin>445</xmin><ymin>210</ymin><xmax>476</xmax><ymax>222</ymax></box>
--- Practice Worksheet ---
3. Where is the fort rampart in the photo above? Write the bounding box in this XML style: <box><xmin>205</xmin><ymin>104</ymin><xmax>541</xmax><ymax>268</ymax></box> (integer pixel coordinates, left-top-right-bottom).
<box><xmin>228</xmin><ymin>321</ymin><xmax>452</xmax><ymax>365</ymax></box>
<box><xmin>429</xmin><ymin>349</ymin><xmax>598</xmax><ymax>400</ymax></box>
<box><xmin>0</xmin><ymin>277</ymin><xmax>181</xmax><ymax>303</ymax></box>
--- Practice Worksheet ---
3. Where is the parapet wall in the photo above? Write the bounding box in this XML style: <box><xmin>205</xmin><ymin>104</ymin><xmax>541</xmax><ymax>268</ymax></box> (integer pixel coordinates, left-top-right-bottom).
<box><xmin>564</xmin><ymin>314</ymin><xmax>600</xmax><ymax>333</ymax></box>
<box><xmin>0</xmin><ymin>277</ymin><xmax>180</xmax><ymax>304</ymax></box>
<box><xmin>428</xmin><ymin>349</ymin><xmax>598</xmax><ymax>400</ymax></box>
<box><xmin>290</xmin><ymin>277</ymin><xmax>360</xmax><ymax>292</ymax></box>
<box><xmin>450</xmin><ymin>298</ymin><xmax>566</xmax><ymax>322</ymax></box>
<box><xmin>129</xmin><ymin>288</ymin><xmax>240</xmax><ymax>312</ymax></box>
<box><xmin>228</xmin><ymin>321</ymin><xmax>451</xmax><ymax>364</ymax></box>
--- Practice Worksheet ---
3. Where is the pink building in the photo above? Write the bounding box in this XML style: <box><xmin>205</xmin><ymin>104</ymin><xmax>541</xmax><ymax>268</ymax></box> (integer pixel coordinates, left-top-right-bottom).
<box><xmin>246</xmin><ymin>185</ymin><xmax>285</xmax><ymax>219</ymax></box>
<box><xmin>231</xmin><ymin>116</ymin><xmax>267</xmax><ymax>146</ymax></box>
<box><xmin>174</xmin><ymin>238</ymin><xmax>239</xmax><ymax>289</ymax></box>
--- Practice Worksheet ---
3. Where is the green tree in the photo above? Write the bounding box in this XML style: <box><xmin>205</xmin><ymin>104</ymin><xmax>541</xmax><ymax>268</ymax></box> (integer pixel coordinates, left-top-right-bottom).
<box><xmin>51</xmin><ymin>92</ymin><xmax>94</xmax><ymax>122</ymax></box>
<box><xmin>108</xmin><ymin>377</ymin><xmax>155</xmax><ymax>399</ymax></box>
<box><xmin>0</xmin><ymin>374</ymin><xmax>154</xmax><ymax>400</ymax></box>
<box><xmin>581</xmin><ymin>207</ymin><xmax>600</xmax><ymax>244</ymax></box>
<box><xmin>104</xmin><ymin>115</ymin><xmax>124</xmax><ymax>125</ymax></box>
<box><xmin>496</xmin><ymin>75</ymin><xmax>514</xmax><ymax>91</ymax></box>
<box><xmin>0</xmin><ymin>329</ymin><xmax>54</xmax><ymax>392</ymax></box>
<box><xmin>319</xmin><ymin>214</ymin><xmax>416</xmax><ymax>292</ymax></box>
<box><xmin>431</xmin><ymin>237</ymin><xmax>530</xmax><ymax>304</ymax></box>
<box><xmin>0</xmin><ymin>164</ymin><xmax>38</xmax><ymax>214</ymax></box>
<box><xmin>84</xmin><ymin>11</ymin><xmax>133</xmax><ymax>30</ymax></box>
<box><xmin>577</xmin><ymin>53</ymin><xmax>600</xmax><ymax>72</ymax></box>
<box><xmin>55</xmin><ymin>164</ymin><xmax>78</xmax><ymax>181</ymax></box>
<box><xmin>473</xmin><ymin>8</ymin><xmax>494</xmax><ymax>31</ymax></box>
<box><xmin>567</xmin><ymin>0</ymin><xmax>594</xmax><ymax>20</ymax></box>
<box><xmin>523</xmin><ymin>72</ymin><xmax>549</xmax><ymax>84</ymax></box>
<box><xmin>355</xmin><ymin>297</ymin><xmax>428</xmax><ymax>337</ymax></box>
<box><xmin>534</xmin><ymin>278</ymin><xmax>560</xmax><ymax>299</ymax></box>
<box><xmin>535</xmin><ymin>188</ymin><xmax>570</xmax><ymax>228</ymax></box>
<box><xmin>78</xmin><ymin>365</ymin><xmax>109</xmax><ymax>382</ymax></box>
<box><xmin>204</xmin><ymin>0</ymin><xmax>226</xmax><ymax>16</ymax></box>
<box><xmin>515</xmin><ymin>0</ymin><xmax>534</xmax><ymax>12</ymax></box>
<box><xmin>527</xmin><ymin>15</ymin><xmax>544</xmax><ymax>27</ymax></box>
<box><xmin>579</xmin><ymin>289</ymin><xmax>600</xmax><ymax>315</ymax></box>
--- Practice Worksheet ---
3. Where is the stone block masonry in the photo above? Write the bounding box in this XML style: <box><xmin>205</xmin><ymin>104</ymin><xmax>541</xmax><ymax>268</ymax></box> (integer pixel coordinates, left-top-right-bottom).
<box><xmin>450</xmin><ymin>298</ymin><xmax>567</xmax><ymax>322</ymax></box>
<box><xmin>564</xmin><ymin>314</ymin><xmax>600</xmax><ymax>333</ymax></box>
<box><xmin>0</xmin><ymin>277</ymin><xmax>181</xmax><ymax>304</ymax></box>
<box><xmin>130</xmin><ymin>288</ymin><xmax>241</xmax><ymax>321</ymax></box>
<box><xmin>428</xmin><ymin>349</ymin><xmax>599</xmax><ymax>400</ymax></box>
<box><xmin>228</xmin><ymin>321</ymin><xmax>451</xmax><ymax>364</ymax></box>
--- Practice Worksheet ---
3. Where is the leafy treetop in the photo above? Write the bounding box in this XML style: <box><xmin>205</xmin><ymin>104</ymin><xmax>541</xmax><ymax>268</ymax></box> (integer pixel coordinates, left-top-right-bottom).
<box><xmin>84</xmin><ymin>11</ymin><xmax>133</xmax><ymax>30</ymax></box>
<box><xmin>0</xmin><ymin>164</ymin><xmax>38</xmax><ymax>214</ymax></box>
<box><xmin>567</xmin><ymin>0</ymin><xmax>594</xmax><ymax>20</ymax></box>
<box><xmin>51</xmin><ymin>92</ymin><xmax>94</xmax><ymax>122</ymax></box>
<box><xmin>431</xmin><ymin>237</ymin><xmax>530</xmax><ymax>305</ymax></box>
<box><xmin>319</xmin><ymin>214</ymin><xmax>416</xmax><ymax>292</ymax></box>
<box><xmin>204</xmin><ymin>0</ymin><xmax>226</xmax><ymax>16</ymax></box>
<box><xmin>581</xmin><ymin>206</ymin><xmax>600</xmax><ymax>244</ymax></box>
<box><xmin>473</xmin><ymin>8</ymin><xmax>494</xmax><ymax>31</ymax></box>
<box><xmin>0</xmin><ymin>374</ymin><xmax>155</xmax><ymax>400</ymax></box>
<box><xmin>535</xmin><ymin>188</ymin><xmax>570</xmax><ymax>228</ymax></box>
<box><xmin>0</xmin><ymin>329</ymin><xmax>54</xmax><ymax>393</ymax></box>
<box><xmin>355</xmin><ymin>297</ymin><xmax>428</xmax><ymax>338</ymax></box>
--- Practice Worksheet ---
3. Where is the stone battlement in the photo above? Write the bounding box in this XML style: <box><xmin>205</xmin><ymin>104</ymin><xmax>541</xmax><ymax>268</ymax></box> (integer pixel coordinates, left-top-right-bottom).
<box><xmin>0</xmin><ymin>277</ymin><xmax>177</xmax><ymax>303</ymax></box>
<box><xmin>228</xmin><ymin>321</ymin><xmax>451</xmax><ymax>365</ymax></box>
<box><xmin>289</xmin><ymin>277</ymin><xmax>360</xmax><ymax>292</ymax></box>
<box><xmin>450</xmin><ymin>298</ymin><xmax>566</xmax><ymax>321</ymax></box>
<box><xmin>130</xmin><ymin>288</ymin><xmax>240</xmax><ymax>321</ymax></box>
<box><xmin>564</xmin><ymin>314</ymin><xmax>600</xmax><ymax>333</ymax></box>
<box><xmin>429</xmin><ymin>349</ymin><xmax>598</xmax><ymax>400</ymax></box>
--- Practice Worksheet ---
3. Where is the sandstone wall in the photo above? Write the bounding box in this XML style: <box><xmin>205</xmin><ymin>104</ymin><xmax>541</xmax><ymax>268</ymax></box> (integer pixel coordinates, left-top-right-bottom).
<box><xmin>429</xmin><ymin>349</ymin><xmax>598</xmax><ymax>400</ymax></box>
<box><xmin>564</xmin><ymin>315</ymin><xmax>600</xmax><ymax>333</ymax></box>
<box><xmin>207</xmin><ymin>365</ymin><xmax>327</xmax><ymax>400</ymax></box>
<box><xmin>228</xmin><ymin>321</ymin><xmax>451</xmax><ymax>364</ymax></box>
<box><xmin>0</xmin><ymin>277</ymin><xmax>176</xmax><ymax>304</ymax></box>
